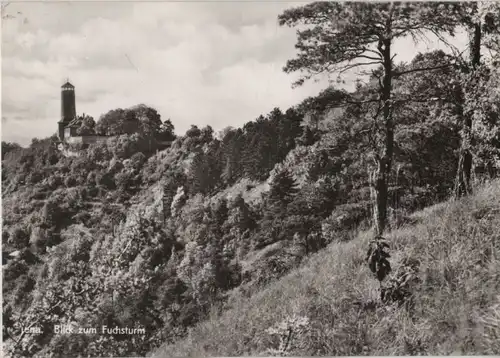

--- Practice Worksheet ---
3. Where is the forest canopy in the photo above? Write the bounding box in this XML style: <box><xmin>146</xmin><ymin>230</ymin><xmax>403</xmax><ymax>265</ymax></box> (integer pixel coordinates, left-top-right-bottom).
<box><xmin>2</xmin><ymin>2</ymin><xmax>500</xmax><ymax>357</ymax></box>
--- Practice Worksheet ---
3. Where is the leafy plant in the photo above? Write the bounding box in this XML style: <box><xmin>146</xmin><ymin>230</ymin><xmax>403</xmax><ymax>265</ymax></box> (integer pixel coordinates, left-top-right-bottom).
<box><xmin>366</xmin><ymin>236</ymin><xmax>392</xmax><ymax>283</ymax></box>
<box><xmin>366</xmin><ymin>234</ymin><xmax>420</xmax><ymax>309</ymax></box>
<box><xmin>380</xmin><ymin>257</ymin><xmax>421</xmax><ymax>311</ymax></box>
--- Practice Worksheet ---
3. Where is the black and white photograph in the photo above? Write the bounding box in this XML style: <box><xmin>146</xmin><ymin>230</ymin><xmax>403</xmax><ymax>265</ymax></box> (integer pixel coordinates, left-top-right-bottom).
<box><xmin>1</xmin><ymin>1</ymin><xmax>500</xmax><ymax>357</ymax></box>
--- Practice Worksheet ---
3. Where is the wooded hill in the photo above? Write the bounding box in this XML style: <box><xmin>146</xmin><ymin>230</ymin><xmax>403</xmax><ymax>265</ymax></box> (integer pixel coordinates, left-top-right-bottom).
<box><xmin>2</xmin><ymin>2</ymin><xmax>500</xmax><ymax>357</ymax></box>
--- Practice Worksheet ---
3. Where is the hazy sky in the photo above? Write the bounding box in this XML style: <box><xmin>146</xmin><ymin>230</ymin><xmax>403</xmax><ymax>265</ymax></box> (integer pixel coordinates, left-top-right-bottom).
<box><xmin>1</xmin><ymin>1</ymin><xmax>468</xmax><ymax>146</ymax></box>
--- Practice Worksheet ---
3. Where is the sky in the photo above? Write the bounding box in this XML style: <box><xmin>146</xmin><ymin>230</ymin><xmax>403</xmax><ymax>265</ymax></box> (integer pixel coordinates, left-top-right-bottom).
<box><xmin>1</xmin><ymin>1</ymin><xmax>469</xmax><ymax>147</ymax></box>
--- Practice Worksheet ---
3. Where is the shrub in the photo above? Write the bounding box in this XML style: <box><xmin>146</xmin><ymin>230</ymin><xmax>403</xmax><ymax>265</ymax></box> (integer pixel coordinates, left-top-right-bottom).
<box><xmin>9</xmin><ymin>226</ymin><xmax>30</xmax><ymax>249</ymax></box>
<box><xmin>322</xmin><ymin>202</ymin><xmax>369</xmax><ymax>243</ymax></box>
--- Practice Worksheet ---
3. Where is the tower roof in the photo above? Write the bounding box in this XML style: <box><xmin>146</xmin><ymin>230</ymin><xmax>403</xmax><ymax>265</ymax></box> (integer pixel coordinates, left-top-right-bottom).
<box><xmin>61</xmin><ymin>81</ymin><xmax>74</xmax><ymax>88</ymax></box>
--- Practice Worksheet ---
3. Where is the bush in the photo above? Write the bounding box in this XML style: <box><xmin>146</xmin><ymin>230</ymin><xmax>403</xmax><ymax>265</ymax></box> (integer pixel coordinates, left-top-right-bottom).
<box><xmin>321</xmin><ymin>202</ymin><xmax>369</xmax><ymax>243</ymax></box>
<box><xmin>29</xmin><ymin>227</ymin><xmax>52</xmax><ymax>252</ymax></box>
<box><xmin>64</xmin><ymin>176</ymin><xmax>77</xmax><ymax>187</ymax></box>
<box><xmin>9</xmin><ymin>226</ymin><xmax>30</xmax><ymax>249</ymax></box>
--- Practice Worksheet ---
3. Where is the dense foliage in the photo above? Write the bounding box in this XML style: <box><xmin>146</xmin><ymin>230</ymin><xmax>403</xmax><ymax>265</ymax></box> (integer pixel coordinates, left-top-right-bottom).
<box><xmin>2</xmin><ymin>2</ymin><xmax>499</xmax><ymax>357</ymax></box>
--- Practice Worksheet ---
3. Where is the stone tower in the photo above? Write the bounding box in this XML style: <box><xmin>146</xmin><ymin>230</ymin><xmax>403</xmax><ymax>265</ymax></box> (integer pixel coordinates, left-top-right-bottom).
<box><xmin>58</xmin><ymin>81</ymin><xmax>76</xmax><ymax>140</ymax></box>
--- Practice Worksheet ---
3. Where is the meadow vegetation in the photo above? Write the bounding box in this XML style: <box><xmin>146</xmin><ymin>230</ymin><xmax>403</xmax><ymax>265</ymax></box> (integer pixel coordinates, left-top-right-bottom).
<box><xmin>2</xmin><ymin>2</ymin><xmax>500</xmax><ymax>357</ymax></box>
<box><xmin>155</xmin><ymin>179</ymin><xmax>500</xmax><ymax>356</ymax></box>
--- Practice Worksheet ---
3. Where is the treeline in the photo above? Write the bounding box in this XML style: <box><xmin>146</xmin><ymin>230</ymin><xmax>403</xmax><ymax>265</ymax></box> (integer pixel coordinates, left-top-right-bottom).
<box><xmin>2</xmin><ymin>1</ymin><xmax>500</xmax><ymax>357</ymax></box>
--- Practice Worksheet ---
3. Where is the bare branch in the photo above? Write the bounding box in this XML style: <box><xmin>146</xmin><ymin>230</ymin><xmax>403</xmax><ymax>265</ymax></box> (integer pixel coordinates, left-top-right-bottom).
<box><xmin>361</xmin><ymin>47</ymin><xmax>384</xmax><ymax>57</ymax></box>
<box><xmin>393</xmin><ymin>63</ymin><xmax>453</xmax><ymax>77</ymax></box>
<box><xmin>339</xmin><ymin>61</ymin><xmax>384</xmax><ymax>74</ymax></box>
<box><xmin>357</xmin><ymin>54</ymin><xmax>384</xmax><ymax>62</ymax></box>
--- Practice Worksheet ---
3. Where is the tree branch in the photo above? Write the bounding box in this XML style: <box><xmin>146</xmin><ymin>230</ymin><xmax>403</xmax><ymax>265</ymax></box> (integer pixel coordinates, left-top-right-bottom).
<box><xmin>393</xmin><ymin>63</ymin><xmax>453</xmax><ymax>77</ymax></box>
<box><xmin>361</xmin><ymin>47</ymin><xmax>384</xmax><ymax>57</ymax></box>
<box><xmin>357</xmin><ymin>54</ymin><xmax>383</xmax><ymax>62</ymax></box>
<box><xmin>339</xmin><ymin>61</ymin><xmax>384</xmax><ymax>74</ymax></box>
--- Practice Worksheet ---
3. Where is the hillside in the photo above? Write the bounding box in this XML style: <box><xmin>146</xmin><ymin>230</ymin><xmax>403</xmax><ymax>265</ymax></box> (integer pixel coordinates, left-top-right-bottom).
<box><xmin>3</xmin><ymin>2</ymin><xmax>500</xmax><ymax>357</ymax></box>
<box><xmin>155</xmin><ymin>179</ymin><xmax>500</xmax><ymax>356</ymax></box>
<box><xmin>1</xmin><ymin>63</ymin><xmax>498</xmax><ymax>357</ymax></box>
<box><xmin>1</xmin><ymin>103</ymin><xmax>374</xmax><ymax>357</ymax></box>
<box><xmin>0</xmin><ymin>91</ymin><xmax>471</xmax><ymax>357</ymax></box>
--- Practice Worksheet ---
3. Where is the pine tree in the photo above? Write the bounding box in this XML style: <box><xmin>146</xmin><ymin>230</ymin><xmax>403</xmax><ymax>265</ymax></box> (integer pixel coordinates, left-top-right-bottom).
<box><xmin>279</xmin><ymin>1</ymin><xmax>459</xmax><ymax>234</ymax></box>
<box><xmin>450</xmin><ymin>2</ymin><xmax>500</xmax><ymax>197</ymax></box>
<box><xmin>269</xmin><ymin>169</ymin><xmax>299</xmax><ymax>205</ymax></box>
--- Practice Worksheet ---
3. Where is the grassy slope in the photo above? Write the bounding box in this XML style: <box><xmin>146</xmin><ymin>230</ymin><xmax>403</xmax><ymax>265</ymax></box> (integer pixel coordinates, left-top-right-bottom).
<box><xmin>154</xmin><ymin>180</ymin><xmax>500</xmax><ymax>357</ymax></box>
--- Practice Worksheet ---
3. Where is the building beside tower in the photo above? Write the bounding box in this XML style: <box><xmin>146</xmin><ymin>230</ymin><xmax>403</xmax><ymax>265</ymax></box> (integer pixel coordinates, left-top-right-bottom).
<box><xmin>57</xmin><ymin>80</ymin><xmax>107</xmax><ymax>145</ymax></box>
<box><xmin>56</xmin><ymin>80</ymin><xmax>170</xmax><ymax>149</ymax></box>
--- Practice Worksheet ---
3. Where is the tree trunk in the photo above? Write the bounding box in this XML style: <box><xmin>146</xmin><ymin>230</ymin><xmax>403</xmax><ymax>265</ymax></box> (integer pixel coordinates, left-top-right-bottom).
<box><xmin>372</xmin><ymin>159</ymin><xmax>389</xmax><ymax>235</ymax></box>
<box><xmin>455</xmin><ymin>20</ymin><xmax>481</xmax><ymax>198</ymax></box>
<box><xmin>372</xmin><ymin>26</ymin><xmax>393</xmax><ymax>235</ymax></box>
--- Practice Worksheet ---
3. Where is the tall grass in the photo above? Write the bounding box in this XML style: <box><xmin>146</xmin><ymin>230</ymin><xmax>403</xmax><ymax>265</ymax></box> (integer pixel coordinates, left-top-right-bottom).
<box><xmin>154</xmin><ymin>180</ymin><xmax>500</xmax><ymax>357</ymax></box>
